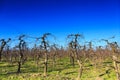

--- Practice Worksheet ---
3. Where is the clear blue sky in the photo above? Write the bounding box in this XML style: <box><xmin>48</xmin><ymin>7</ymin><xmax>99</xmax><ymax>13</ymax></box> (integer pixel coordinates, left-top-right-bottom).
<box><xmin>0</xmin><ymin>0</ymin><xmax>120</xmax><ymax>46</ymax></box>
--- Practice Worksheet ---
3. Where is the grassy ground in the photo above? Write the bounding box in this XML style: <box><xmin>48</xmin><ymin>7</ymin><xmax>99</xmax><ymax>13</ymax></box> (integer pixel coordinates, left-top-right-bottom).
<box><xmin>0</xmin><ymin>57</ymin><xmax>118</xmax><ymax>80</ymax></box>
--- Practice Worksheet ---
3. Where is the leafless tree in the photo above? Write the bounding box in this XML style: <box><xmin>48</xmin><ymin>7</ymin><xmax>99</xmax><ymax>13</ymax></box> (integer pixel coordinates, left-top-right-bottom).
<box><xmin>0</xmin><ymin>38</ymin><xmax>11</xmax><ymax>61</ymax></box>
<box><xmin>39</xmin><ymin>33</ymin><xmax>51</xmax><ymax>76</ymax></box>
<box><xmin>17</xmin><ymin>35</ymin><xmax>27</xmax><ymax>73</ymax></box>
<box><xmin>68</xmin><ymin>41</ymin><xmax>75</xmax><ymax>67</ymax></box>
<box><xmin>68</xmin><ymin>34</ymin><xmax>85</xmax><ymax>80</ymax></box>
<box><xmin>102</xmin><ymin>39</ymin><xmax>120</xmax><ymax>80</ymax></box>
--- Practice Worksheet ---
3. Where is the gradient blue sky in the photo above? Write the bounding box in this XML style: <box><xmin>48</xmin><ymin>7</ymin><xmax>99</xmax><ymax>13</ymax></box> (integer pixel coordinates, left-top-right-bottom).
<box><xmin>0</xmin><ymin>0</ymin><xmax>120</xmax><ymax>46</ymax></box>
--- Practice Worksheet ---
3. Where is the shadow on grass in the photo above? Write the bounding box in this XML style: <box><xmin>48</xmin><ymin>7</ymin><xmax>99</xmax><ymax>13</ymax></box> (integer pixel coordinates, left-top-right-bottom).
<box><xmin>65</xmin><ymin>71</ymin><xmax>76</xmax><ymax>75</ymax></box>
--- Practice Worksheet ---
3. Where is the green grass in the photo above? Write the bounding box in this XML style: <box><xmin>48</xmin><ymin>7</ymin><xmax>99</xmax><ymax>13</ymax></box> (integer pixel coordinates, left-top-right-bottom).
<box><xmin>0</xmin><ymin>57</ymin><xmax>118</xmax><ymax>80</ymax></box>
